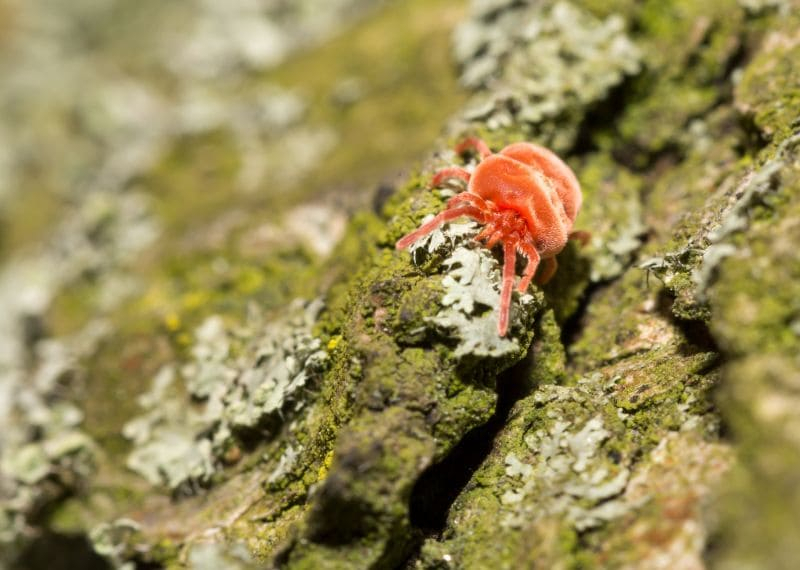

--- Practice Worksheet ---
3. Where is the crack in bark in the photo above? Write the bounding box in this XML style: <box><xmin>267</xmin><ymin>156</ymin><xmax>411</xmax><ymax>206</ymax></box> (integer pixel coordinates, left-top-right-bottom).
<box><xmin>403</xmin><ymin>333</ymin><xmax>540</xmax><ymax>565</ymax></box>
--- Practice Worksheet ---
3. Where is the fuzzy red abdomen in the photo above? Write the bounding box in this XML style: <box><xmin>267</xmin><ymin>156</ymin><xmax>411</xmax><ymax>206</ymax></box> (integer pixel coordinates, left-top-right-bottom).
<box><xmin>469</xmin><ymin>154</ymin><xmax>573</xmax><ymax>257</ymax></box>
<box><xmin>499</xmin><ymin>142</ymin><xmax>582</xmax><ymax>222</ymax></box>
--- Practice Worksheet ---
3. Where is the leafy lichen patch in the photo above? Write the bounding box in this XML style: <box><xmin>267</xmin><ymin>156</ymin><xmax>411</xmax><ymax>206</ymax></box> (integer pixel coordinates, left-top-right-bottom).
<box><xmin>500</xmin><ymin>407</ymin><xmax>631</xmax><ymax>532</ymax></box>
<box><xmin>90</xmin><ymin>518</ymin><xmax>145</xmax><ymax>569</ymax></box>
<box><xmin>122</xmin><ymin>299</ymin><xmax>327</xmax><ymax>493</ymax></box>
<box><xmin>426</xmin><ymin>240</ymin><xmax>538</xmax><ymax>358</ymax></box>
<box><xmin>640</xmin><ymin>131</ymin><xmax>800</xmax><ymax>321</ymax></box>
<box><xmin>394</xmin><ymin>192</ymin><xmax>541</xmax><ymax>358</ymax></box>
<box><xmin>453</xmin><ymin>0</ymin><xmax>642</xmax><ymax>149</ymax></box>
<box><xmin>418</xmin><ymin>348</ymin><xmax>726</xmax><ymax>570</ymax></box>
<box><xmin>0</xmin><ymin>321</ymin><xmax>109</xmax><ymax>563</ymax></box>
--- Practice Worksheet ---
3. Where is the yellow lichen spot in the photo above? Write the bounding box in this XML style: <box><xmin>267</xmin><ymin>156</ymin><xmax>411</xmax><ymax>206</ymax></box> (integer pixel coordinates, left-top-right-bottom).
<box><xmin>164</xmin><ymin>312</ymin><xmax>181</xmax><ymax>332</ymax></box>
<box><xmin>235</xmin><ymin>266</ymin><xmax>265</xmax><ymax>294</ymax></box>
<box><xmin>182</xmin><ymin>290</ymin><xmax>211</xmax><ymax>311</ymax></box>
<box><xmin>317</xmin><ymin>450</ymin><xmax>335</xmax><ymax>482</ymax></box>
<box><xmin>327</xmin><ymin>335</ymin><xmax>342</xmax><ymax>351</ymax></box>
<box><xmin>141</xmin><ymin>285</ymin><xmax>169</xmax><ymax>311</ymax></box>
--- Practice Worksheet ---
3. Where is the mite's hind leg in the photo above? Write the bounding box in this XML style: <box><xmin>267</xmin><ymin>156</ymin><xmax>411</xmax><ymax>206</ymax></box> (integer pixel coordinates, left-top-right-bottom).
<box><xmin>568</xmin><ymin>230</ymin><xmax>591</xmax><ymax>246</ymax></box>
<box><xmin>431</xmin><ymin>167</ymin><xmax>471</xmax><ymax>188</ymax></box>
<box><xmin>516</xmin><ymin>241</ymin><xmax>541</xmax><ymax>292</ymax></box>
<box><xmin>455</xmin><ymin>137</ymin><xmax>492</xmax><ymax>160</ymax></box>
<box><xmin>536</xmin><ymin>257</ymin><xmax>558</xmax><ymax>285</ymax></box>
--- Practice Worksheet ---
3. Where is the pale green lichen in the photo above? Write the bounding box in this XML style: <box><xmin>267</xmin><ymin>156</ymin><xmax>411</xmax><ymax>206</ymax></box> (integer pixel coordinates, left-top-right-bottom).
<box><xmin>453</xmin><ymin>0</ymin><xmax>642</xmax><ymax>147</ymax></box>
<box><xmin>497</xmin><ymin>383</ymin><xmax>631</xmax><ymax>533</ymax></box>
<box><xmin>429</xmin><ymin>246</ymin><xmax>535</xmax><ymax>357</ymax></box>
<box><xmin>640</xmin><ymin>131</ymin><xmax>800</xmax><ymax>318</ymax></box>
<box><xmin>90</xmin><ymin>518</ymin><xmax>143</xmax><ymax>569</ymax></box>
<box><xmin>405</xmin><ymin>219</ymin><xmax>540</xmax><ymax>357</ymax></box>
<box><xmin>122</xmin><ymin>299</ymin><xmax>327</xmax><ymax>492</ymax></box>
<box><xmin>123</xmin><ymin>364</ymin><xmax>216</xmax><ymax>489</ymax></box>
<box><xmin>185</xmin><ymin>542</ymin><xmax>258</xmax><ymax>570</ymax></box>
<box><xmin>0</xmin><ymin>321</ymin><xmax>106</xmax><ymax>560</ymax></box>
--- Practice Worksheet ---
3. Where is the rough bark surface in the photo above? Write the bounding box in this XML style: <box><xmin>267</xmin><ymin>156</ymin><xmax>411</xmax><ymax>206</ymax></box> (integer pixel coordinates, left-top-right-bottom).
<box><xmin>1</xmin><ymin>0</ymin><xmax>799</xmax><ymax>569</ymax></box>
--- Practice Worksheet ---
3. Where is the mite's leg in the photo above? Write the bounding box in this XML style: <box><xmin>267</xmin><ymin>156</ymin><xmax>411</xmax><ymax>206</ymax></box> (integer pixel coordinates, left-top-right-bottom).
<box><xmin>568</xmin><ymin>230</ymin><xmax>591</xmax><ymax>246</ymax></box>
<box><xmin>516</xmin><ymin>241</ymin><xmax>541</xmax><ymax>292</ymax></box>
<box><xmin>482</xmin><ymin>230</ymin><xmax>505</xmax><ymax>250</ymax></box>
<box><xmin>536</xmin><ymin>257</ymin><xmax>558</xmax><ymax>285</ymax></box>
<box><xmin>474</xmin><ymin>222</ymin><xmax>500</xmax><ymax>244</ymax></box>
<box><xmin>431</xmin><ymin>167</ymin><xmax>471</xmax><ymax>188</ymax></box>
<box><xmin>396</xmin><ymin>205</ymin><xmax>483</xmax><ymax>250</ymax></box>
<box><xmin>497</xmin><ymin>241</ymin><xmax>517</xmax><ymax>336</ymax></box>
<box><xmin>455</xmin><ymin>137</ymin><xmax>492</xmax><ymax>160</ymax></box>
<box><xmin>447</xmin><ymin>192</ymin><xmax>489</xmax><ymax>211</ymax></box>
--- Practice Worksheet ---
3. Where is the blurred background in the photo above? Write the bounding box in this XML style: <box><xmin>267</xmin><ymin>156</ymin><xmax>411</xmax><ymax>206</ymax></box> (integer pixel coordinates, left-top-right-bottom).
<box><xmin>0</xmin><ymin>1</ymin><xmax>465</xmax><ymax>567</ymax></box>
<box><xmin>3</xmin><ymin>0</ymin><xmax>799</xmax><ymax>568</ymax></box>
<box><xmin>0</xmin><ymin>0</ymin><xmax>466</xmax><ymax>330</ymax></box>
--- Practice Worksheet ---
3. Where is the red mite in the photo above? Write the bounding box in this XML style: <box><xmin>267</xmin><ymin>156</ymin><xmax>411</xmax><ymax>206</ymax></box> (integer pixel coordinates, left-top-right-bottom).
<box><xmin>396</xmin><ymin>137</ymin><xmax>585</xmax><ymax>337</ymax></box>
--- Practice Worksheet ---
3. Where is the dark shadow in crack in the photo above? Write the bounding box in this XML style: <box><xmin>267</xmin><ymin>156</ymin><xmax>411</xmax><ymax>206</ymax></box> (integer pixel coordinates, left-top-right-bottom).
<box><xmin>408</xmin><ymin>334</ymin><xmax>539</xmax><ymax>535</ymax></box>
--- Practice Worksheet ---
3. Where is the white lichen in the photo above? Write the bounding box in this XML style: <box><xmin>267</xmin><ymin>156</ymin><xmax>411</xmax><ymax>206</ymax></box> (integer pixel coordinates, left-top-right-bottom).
<box><xmin>501</xmin><ymin>385</ymin><xmax>631</xmax><ymax>532</ymax></box>
<box><xmin>408</xmin><ymin>220</ymin><xmax>538</xmax><ymax>357</ymax></box>
<box><xmin>122</xmin><ymin>300</ymin><xmax>327</xmax><ymax>492</ymax></box>
<box><xmin>90</xmin><ymin>518</ymin><xmax>142</xmax><ymax>569</ymax></box>
<box><xmin>454</xmin><ymin>1</ymin><xmax>642</xmax><ymax>142</ymax></box>
<box><xmin>0</xmin><ymin>321</ymin><xmax>105</xmax><ymax>555</ymax></box>
<box><xmin>185</xmin><ymin>541</ymin><xmax>257</xmax><ymax>570</ymax></box>
<box><xmin>640</xmin><ymin>131</ymin><xmax>800</xmax><ymax>306</ymax></box>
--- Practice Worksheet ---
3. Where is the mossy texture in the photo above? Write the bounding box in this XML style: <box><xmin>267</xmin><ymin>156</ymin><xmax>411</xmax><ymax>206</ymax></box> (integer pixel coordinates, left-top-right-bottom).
<box><xmin>708</xmin><ymin>131</ymin><xmax>800</xmax><ymax>569</ymax></box>
<box><xmin>3</xmin><ymin>0</ymin><xmax>800</xmax><ymax>568</ymax></box>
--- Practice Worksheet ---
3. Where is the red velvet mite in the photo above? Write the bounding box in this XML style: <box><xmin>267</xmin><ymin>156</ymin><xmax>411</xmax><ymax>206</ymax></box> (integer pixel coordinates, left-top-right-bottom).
<box><xmin>396</xmin><ymin>137</ymin><xmax>586</xmax><ymax>337</ymax></box>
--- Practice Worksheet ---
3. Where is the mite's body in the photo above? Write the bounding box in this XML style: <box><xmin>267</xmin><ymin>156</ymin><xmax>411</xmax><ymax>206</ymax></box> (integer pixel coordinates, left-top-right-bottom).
<box><xmin>397</xmin><ymin>138</ymin><xmax>584</xmax><ymax>336</ymax></box>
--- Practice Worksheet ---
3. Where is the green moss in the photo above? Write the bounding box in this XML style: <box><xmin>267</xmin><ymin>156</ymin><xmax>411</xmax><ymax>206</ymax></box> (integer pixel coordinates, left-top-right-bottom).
<box><xmin>421</xmin><ymin>322</ymin><xmax>722</xmax><ymax>569</ymax></box>
<box><xmin>145</xmin><ymin>129</ymin><xmax>242</xmax><ymax>239</ymax></box>
<box><xmin>616</xmin><ymin>0</ymin><xmax>746</xmax><ymax>156</ymax></box>
<box><xmin>567</xmin><ymin>268</ymin><xmax>653</xmax><ymax>369</ymax></box>
<box><xmin>612</xmin><ymin>351</ymin><xmax>715</xmax><ymax>411</ymax></box>
<box><xmin>733</xmin><ymin>13</ymin><xmax>800</xmax><ymax>144</ymax></box>
<box><xmin>528</xmin><ymin>309</ymin><xmax>567</xmax><ymax>386</ymax></box>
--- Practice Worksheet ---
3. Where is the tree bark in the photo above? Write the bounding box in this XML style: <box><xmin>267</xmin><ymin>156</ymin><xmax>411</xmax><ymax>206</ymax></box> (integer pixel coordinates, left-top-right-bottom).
<box><xmin>2</xmin><ymin>0</ymin><xmax>800</xmax><ymax>568</ymax></box>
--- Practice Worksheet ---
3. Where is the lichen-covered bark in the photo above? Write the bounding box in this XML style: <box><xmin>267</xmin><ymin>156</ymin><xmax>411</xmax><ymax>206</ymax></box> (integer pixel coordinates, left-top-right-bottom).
<box><xmin>2</xmin><ymin>0</ymin><xmax>800</xmax><ymax>568</ymax></box>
